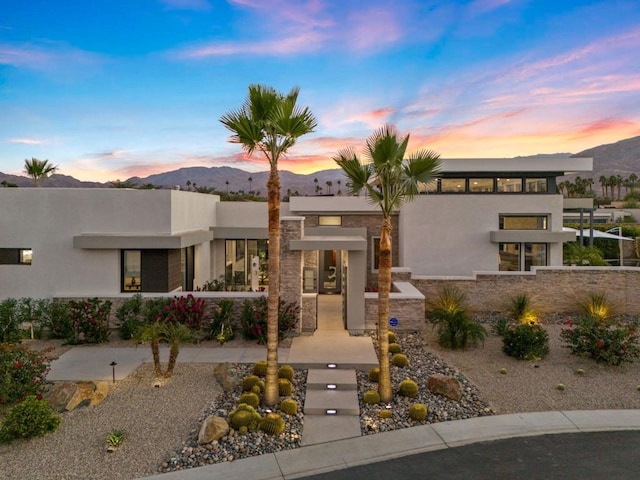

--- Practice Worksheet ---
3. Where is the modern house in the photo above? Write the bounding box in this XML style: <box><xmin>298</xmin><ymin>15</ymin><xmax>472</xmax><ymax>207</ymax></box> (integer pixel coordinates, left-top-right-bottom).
<box><xmin>0</xmin><ymin>156</ymin><xmax>596</xmax><ymax>332</ymax></box>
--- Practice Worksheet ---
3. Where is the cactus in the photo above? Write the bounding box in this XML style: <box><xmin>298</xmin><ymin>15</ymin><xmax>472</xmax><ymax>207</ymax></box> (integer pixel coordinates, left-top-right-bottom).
<box><xmin>259</xmin><ymin>413</ymin><xmax>286</xmax><ymax>435</ymax></box>
<box><xmin>368</xmin><ymin>367</ymin><xmax>380</xmax><ymax>383</ymax></box>
<box><xmin>398</xmin><ymin>379</ymin><xmax>419</xmax><ymax>398</ymax></box>
<box><xmin>280</xmin><ymin>398</ymin><xmax>298</xmax><ymax>415</ymax></box>
<box><xmin>252</xmin><ymin>361</ymin><xmax>267</xmax><ymax>377</ymax></box>
<box><xmin>238</xmin><ymin>392</ymin><xmax>260</xmax><ymax>408</ymax></box>
<box><xmin>228</xmin><ymin>403</ymin><xmax>262</xmax><ymax>431</ymax></box>
<box><xmin>363</xmin><ymin>390</ymin><xmax>381</xmax><ymax>404</ymax></box>
<box><xmin>378</xmin><ymin>409</ymin><xmax>393</xmax><ymax>419</ymax></box>
<box><xmin>408</xmin><ymin>403</ymin><xmax>428</xmax><ymax>421</ymax></box>
<box><xmin>238</xmin><ymin>426</ymin><xmax>248</xmax><ymax>435</ymax></box>
<box><xmin>251</xmin><ymin>384</ymin><xmax>262</xmax><ymax>395</ymax></box>
<box><xmin>391</xmin><ymin>353</ymin><xmax>409</xmax><ymax>368</ymax></box>
<box><xmin>242</xmin><ymin>375</ymin><xmax>261</xmax><ymax>392</ymax></box>
<box><xmin>389</xmin><ymin>343</ymin><xmax>402</xmax><ymax>354</ymax></box>
<box><xmin>278</xmin><ymin>378</ymin><xmax>293</xmax><ymax>397</ymax></box>
<box><xmin>278</xmin><ymin>365</ymin><xmax>295</xmax><ymax>381</ymax></box>
<box><xmin>388</xmin><ymin>331</ymin><xmax>397</xmax><ymax>343</ymax></box>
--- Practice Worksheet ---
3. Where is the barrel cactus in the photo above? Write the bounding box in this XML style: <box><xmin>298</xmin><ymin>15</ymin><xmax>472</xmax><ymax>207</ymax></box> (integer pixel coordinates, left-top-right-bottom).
<box><xmin>398</xmin><ymin>379</ymin><xmax>419</xmax><ymax>398</ymax></box>
<box><xmin>363</xmin><ymin>389</ymin><xmax>381</xmax><ymax>404</ymax></box>
<box><xmin>278</xmin><ymin>378</ymin><xmax>293</xmax><ymax>397</ymax></box>
<box><xmin>280</xmin><ymin>398</ymin><xmax>298</xmax><ymax>416</ymax></box>
<box><xmin>408</xmin><ymin>403</ymin><xmax>428</xmax><ymax>421</ymax></box>
<box><xmin>252</xmin><ymin>361</ymin><xmax>267</xmax><ymax>377</ymax></box>
<box><xmin>278</xmin><ymin>365</ymin><xmax>295</xmax><ymax>381</ymax></box>
<box><xmin>388</xmin><ymin>331</ymin><xmax>397</xmax><ymax>343</ymax></box>
<box><xmin>378</xmin><ymin>409</ymin><xmax>393</xmax><ymax>419</ymax></box>
<box><xmin>259</xmin><ymin>413</ymin><xmax>285</xmax><ymax>435</ymax></box>
<box><xmin>368</xmin><ymin>367</ymin><xmax>380</xmax><ymax>382</ymax></box>
<box><xmin>242</xmin><ymin>375</ymin><xmax>262</xmax><ymax>392</ymax></box>
<box><xmin>228</xmin><ymin>403</ymin><xmax>262</xmax><ymax>431</ymax></box>
<box><xmin>238</xmin><ymin>392</ymin><xmax>260</xmax><ymax>408</ymax></box>
<box><xmin>391</xmin><ymin>353</ymin><xmax>409</xmax><ymax>368</ymax></box>
<box><xmin>389</xmin><ymin>343</ymin><xmax>402</xmax><ymax>354</ymax></box>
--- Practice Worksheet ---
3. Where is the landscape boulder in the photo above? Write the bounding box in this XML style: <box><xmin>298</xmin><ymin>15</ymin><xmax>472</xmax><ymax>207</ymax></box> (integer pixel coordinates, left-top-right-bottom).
<box><xmin>198</xmin><ymin>416</ymin><xmax>230</xmax><ymax>444</ymax></box>
<box><xmin>46</xmin><ymin>381</ymin><xmax>109</xmax><ymax>411</ymax></box>
<box><xmin>427</xmin><ymin>374</ymin><xmax>463</xmax><ymax>401</ymax></box>
<box><xmin>213</xmin><ymin>362</ymin><xmax>238</xmax><ymax>392</ymax></box>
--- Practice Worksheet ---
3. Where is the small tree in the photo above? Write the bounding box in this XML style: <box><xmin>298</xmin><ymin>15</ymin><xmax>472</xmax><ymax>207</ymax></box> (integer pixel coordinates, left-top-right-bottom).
<box><xmin>23</xmin><ymin>158</ymin><xmax>58</xmax><ymax>186</ymax></box>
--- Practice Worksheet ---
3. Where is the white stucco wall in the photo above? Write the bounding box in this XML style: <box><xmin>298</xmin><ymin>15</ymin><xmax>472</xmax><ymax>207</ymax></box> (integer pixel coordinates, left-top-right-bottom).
<box><xmin>399</xmin><ymin>194</ymin><xmax>566</xmax><ymax>276</ymax></box>
<box><xmin>0</xmin><ymin>189</ymin><xmax>218</xmax><ymax>299</ymax></box>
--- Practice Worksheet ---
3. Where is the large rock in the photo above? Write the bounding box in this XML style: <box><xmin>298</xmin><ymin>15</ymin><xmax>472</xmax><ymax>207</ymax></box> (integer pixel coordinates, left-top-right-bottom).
<box><xmin>45</xmin><ymin>381</ymin><xmax>109</xmax><ymax>412</ymax></box>
<box><xmin>427</xmin><ymin>374</ymin><xmax>462</xmax><ymax>401</ymax></box>
<box><xmin>213</xmin><ymin>362</ymin><xmax>237</xmax><ymax>392</ymax></box>
<box><xmin>198</xmin><ymin>416</ymin><xmax>229</xmax><ymax>444</ymax></box>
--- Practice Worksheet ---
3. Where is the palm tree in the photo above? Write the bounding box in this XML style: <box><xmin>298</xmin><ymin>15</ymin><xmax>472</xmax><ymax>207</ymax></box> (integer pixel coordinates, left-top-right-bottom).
<box><xmin>248</xmin><ymin>176</ymin><xmax>253</xmax><ymax>193</ymax></box>
<box><xmin>23</xmin><ymin>158</ymin><xmax>58</xmax><ymax>186</ymax></box>
<box><xmin>629</xmin><ymin>173</ymin><xmax>638</xmax><ymax>193</ymax></box>
<box><xmin>225</xmin><ymin>180</ymin><xmax>230</xmax><ymax>193</ymax></box>
<box><xmin>135</xmin><ymin>322</ymin><xmax>194</xmax><ymax>378</ymax></box>
<box><xmin>334</xmin><ymin>124</ymin><xmax>441</xmax><ymax>402</ymax></box>
<box><xmin>220</xmin><ymin>84</ymin><xmax>317</xmax><ymax>405</ymax></box>
<box><xmin>326</xmin><ymin>180</ymin><xmax>333</xmax><ymax>194</ymax></box>
<box><xmin>599</xmin><ymin>175</ymin><xmax>608</xmax><ymax>198</ymax></box>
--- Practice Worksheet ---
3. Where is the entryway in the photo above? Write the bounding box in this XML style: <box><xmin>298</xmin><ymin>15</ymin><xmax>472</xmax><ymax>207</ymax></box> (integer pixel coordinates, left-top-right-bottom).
<box><xmin>317</xmin><ymin>293</ymin><xmax>345</xmax><ymax>331</ymax></box>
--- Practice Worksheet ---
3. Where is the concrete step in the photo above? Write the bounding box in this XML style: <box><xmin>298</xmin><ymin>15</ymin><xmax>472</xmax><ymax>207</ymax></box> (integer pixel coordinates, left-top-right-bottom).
<box><xmin>306</xmin><ymin>368</ymin><xmax>357</xmax><ymax>390</ymax></box>
<box><xmin>300</xmin><ymin>415</ymin><xmax>362</xmax><ymax>446</ymax></box>
<box><xmin>303</xmin><ymin>388</ymin><xmax>360</xmax><ymax>415</ymax></box>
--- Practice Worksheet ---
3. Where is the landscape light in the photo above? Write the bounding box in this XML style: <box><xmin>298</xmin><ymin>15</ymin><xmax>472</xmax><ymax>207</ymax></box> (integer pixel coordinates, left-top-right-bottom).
<box><xmin>326</xmin><ymin>384</ymin><xmax>337</xmax><ymax>390</ymax></box>
<box><xmin>326</xmin><ymin>409</ymin><xmax>337</xmax><ymax>415</ymax></box>
<box><xmin>327</xmin><ymin>363</ymin><xmax>337</xmax><ymax>369</ymax></box>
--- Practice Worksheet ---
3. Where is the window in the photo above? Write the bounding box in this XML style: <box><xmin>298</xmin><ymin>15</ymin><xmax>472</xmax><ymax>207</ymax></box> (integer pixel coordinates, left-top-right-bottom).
<box><xmin>499</xmin><ymin>243</ymin><xmax>547</xmax><ymax>271</ymax></box>
<box><xmin>525</xmin><ymin>178</ymin><xmax>548</xmax><ymax>193</ymax></box>
<box><xmin>441</xmin><ymin>178</ymin><xmax>466</xmax><ymax>193</ymax></box>
<box><xmin>122</xmin><ymin>250</ymin><xmax>141</xmax><ymax>291</ymax></box>
<box><xmin>497</xmin><ymin>178</ymin><xmax>522</xmax><ymax>192</ymax></box>
<box><xmin>0</xmin><ymin>248</ymin><xmax>32</xmax><ymax>265</ymax></box>
<box><xmin>318</xmin><ymin>215</ymin><xmax>342</xmax><ymax>226</ymax></box>
<box><xmin>225</xmin><ymin>239</ymin><xmax>268</xmax><ymax>287</ymax></box>
<box><xmin>469</xmin><ymin>178</ymin><xmax>494</xmax><ymax>193</ymax></box>
<box><xmin>499</xmin><ymin>215</ymin><xmax>548</xmax><ymax>230</ymax></box>
<box><xmin>420</xmin><ymin>178</ymin><xmax>439</xmax><ymax>193</ymax></box>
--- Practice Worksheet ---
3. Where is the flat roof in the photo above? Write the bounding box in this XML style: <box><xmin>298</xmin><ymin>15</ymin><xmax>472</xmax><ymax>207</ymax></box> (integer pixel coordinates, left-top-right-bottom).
<box><xmin>73</xmin><ymin>230</ymin><xmax>213</xmax><ymax>249</ymax></box>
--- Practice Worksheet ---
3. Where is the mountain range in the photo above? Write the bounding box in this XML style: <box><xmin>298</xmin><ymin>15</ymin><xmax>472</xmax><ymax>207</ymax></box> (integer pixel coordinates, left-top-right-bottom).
<box><xmin>2</xmin><ymin>135</ymin><xmax>639</xmax><ymax>195</ymax></box>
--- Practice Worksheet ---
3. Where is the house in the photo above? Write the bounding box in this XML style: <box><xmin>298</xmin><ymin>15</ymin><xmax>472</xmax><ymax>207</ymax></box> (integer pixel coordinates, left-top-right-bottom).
<box><xmin>0</xmin><ymin>156</ymin><xmax>595</xmax><ymax>332</ymax></box>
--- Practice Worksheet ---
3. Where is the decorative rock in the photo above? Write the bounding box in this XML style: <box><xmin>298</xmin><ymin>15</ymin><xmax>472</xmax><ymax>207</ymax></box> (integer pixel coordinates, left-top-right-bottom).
<box><xmin>427</xmin><ymin>374</ymin><xmax>463</xmax><ymax>401</ymax></box>
<box><xmin>213</xmin><ymin>362</ymin><xmax>238</xmax><ymax>392</ymax></box>
<box><xmin>46</xmin><ymin>381</ymin><xmax>109</xmax><ymax>411</ymax></box>
<box><xmin>198</xmin><ymin>416</ymin><xmax>230</xmax><ymax>445</ymax></box>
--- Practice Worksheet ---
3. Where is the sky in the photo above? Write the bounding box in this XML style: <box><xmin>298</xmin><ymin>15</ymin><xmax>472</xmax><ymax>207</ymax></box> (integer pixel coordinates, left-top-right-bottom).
<box><xmin>1</xmin><ymin>0</ymin><xmax>639</xmax><ymax>183</ymax></box>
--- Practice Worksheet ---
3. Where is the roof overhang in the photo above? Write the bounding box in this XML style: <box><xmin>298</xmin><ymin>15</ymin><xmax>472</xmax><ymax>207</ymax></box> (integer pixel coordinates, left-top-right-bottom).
<box><xmin>290</xmin><ymin>235</ymin><xmax>367</xmax><ymax>251</ymax></box>
<box><xmin>73</xmin><ymin>230</ymin><xmax>214</xmax><ymax>249</ymax></box>
<box><xmin>490</xmin><ymin>230</ymin><xmax>576</xmax><ymax>243</ymax></box>
<box><xmin>212</xmin><ymin>227</ymin><xmax>268</xmax><ymax>239</ymax></box>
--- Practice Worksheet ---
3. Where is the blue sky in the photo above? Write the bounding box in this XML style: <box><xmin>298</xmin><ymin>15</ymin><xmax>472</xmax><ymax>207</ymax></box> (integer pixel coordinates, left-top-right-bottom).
<box><xmin>1</xmin><ymin>0</ymin><xmax>639</xmax><ymax>182</ymax></box>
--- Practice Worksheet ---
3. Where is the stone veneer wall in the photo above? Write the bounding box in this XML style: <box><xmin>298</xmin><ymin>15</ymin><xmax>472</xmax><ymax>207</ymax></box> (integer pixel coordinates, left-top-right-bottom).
<box><xmin>413</xmin><ymin>267</ymin><xmax>640</xmax><ymax>317</ymax></box>
<box><xmin>364</xmin><ymin>296</ymin><xmax>425</xmax><ymax>331</ymax></box>
<box><xmin>279</xmin><ymin>217</ymin><xmax>304</xmax><ymax>333</ymax></box>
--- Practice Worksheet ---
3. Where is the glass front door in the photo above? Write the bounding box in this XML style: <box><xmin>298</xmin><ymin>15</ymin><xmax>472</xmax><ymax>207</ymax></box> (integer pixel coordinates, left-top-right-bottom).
<box><xmin>319</xmin><ymin>250</ymin><xmax>341</xmax><ymax>294</ymax></box>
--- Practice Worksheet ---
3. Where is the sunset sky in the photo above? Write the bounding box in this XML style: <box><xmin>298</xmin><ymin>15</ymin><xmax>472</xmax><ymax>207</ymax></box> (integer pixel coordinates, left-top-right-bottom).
<box><xmin>1</xmin><ymin>0</ymin><xmax>639</xmax><ymax>182</ymax></box>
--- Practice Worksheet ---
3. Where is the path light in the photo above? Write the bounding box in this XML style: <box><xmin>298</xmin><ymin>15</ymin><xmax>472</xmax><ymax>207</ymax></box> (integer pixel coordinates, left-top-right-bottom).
<box><xmin>327</xmin><ymin>363</ymin><xmax>337</xmax><ymax>369</ymax></box>
<box><xmin>326</xmin><ymin>409</ymin><xmax>337</xmax><ymax>415</ymax></box>
<box><xmin>326</xmin><ymin>384</ymin><xmax>337</xmax><ymax>390</ymax></box>
<box><xmin>110</xmin><ymin>361</ymin><xmax>117</xmax><ymax>384</ymax></box>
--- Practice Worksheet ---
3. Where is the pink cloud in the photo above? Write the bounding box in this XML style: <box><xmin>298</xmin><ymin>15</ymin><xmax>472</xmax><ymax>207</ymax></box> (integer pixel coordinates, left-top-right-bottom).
<box><xmin>0</xmin><ymin>42</ymin><xmax>105</xmax><ymax>74</ymax></box>
<box><xmin>8</xmin><ymin>138</ymin><xmax>44</xmax><ymax>145</ymax></box>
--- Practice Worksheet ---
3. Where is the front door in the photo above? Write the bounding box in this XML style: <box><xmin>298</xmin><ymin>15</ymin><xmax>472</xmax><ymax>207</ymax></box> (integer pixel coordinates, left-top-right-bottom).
<box><xmin>319</xmin><ymin>250</ymin><xmax>341</xmax><ymax>294</ymax></box>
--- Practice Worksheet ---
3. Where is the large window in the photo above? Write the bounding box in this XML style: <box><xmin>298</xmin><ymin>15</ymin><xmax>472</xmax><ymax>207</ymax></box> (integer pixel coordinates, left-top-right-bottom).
<box><xmin>499</xmin><ymin>215</ymin><xmax>548</xmax><ymax>230</ymax></box>
<box><xmin>441</xmin><ymin>178</ymin><xmax>466</xmax><ymax>193</ymax></box>
<box><xmin>499</xmin><ymin>243</ymin><xmax>547</xmax><ymax>271</ymax></box>
<box><xmin>0</xmin><ymin>248</ymin><xmax>33</xmax><ymax>265</ymax></box>
<box><xmin>318</xmin><ymin>215</ymin><xmax>342</xmax><ymax>226</ymax></box>
<box><xmin>225</xmin><ymin>239</ymin><xmax>268</xmax><ymax>288</ymax></box>
<box><xmin>497</xmin><ymin>178</ymin><xmax>522</xmax><ymax>192</ymax></box>
<box><xmin>122</xmin><ymin>250</ymin><xmax>141</xmax><ymax>291</ymax></box>
<box><xmin>469</xmin><ymin>178</ymin><xmax>494</xmax><ymax>193</ymax></box>
<box><xmin>525</xmin><ymin>178</ymin><xmax>548</xmax><ymax>193</ymax></box>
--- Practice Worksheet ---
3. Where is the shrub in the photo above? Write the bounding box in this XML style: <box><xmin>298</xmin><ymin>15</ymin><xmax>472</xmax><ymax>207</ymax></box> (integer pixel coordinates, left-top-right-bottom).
<box><xmin>506</xmin><ymin>293</ymin><xmax>538</xmax><ymax>324</ymax></box>
<box><xmin>491</xmin><ymin>317</ymin><xmax>511</xmax><ymax>336</ymax></box>
<box><xmin>67</xmin><ymin>298</ymin><xmax>112</xmax><ymax>344</ymax></box>
<box><xmin>12</xmin><ymin>298</ymin><xmax>51</xmax><ymax>340</ymax></box>
<box><xmin>560</xmin><ymin>316</ymin><xmax>640</xmax><ymax>366</ymax></box>
<box><xmin>408</xmin><ymin>403</ymin><xmax>428</xmax><ymax>421</ymax></box>
<box><xmin>502</xmin><ymin>323</ymin><xmax>549</xmax><ymax>360</ymax></box>
<box><xmin>142</xmin><ymin>298</ymin><xmax>172</xmax><ymax>324</ymax></box>
<box><xmin>0</xmin><ymin>344</ymin><xmax>50</xmax><ymax>405</ymax></box>
<box><xmin>47</xmin><ymin>301</ymin><xmax>73</xmax><ymax>340</ymax></box>
<box><xmin>240</xmin><ymin>297</ymin><xmax>299</xmax><ymax>344</ymax></box>
<box><xmin>398</xmin><ymin>379</ymin><xmax>419</xmax><ymax>398</ymax></box>
<box><xmin>0</xmin><ymin>298</ymin><xmax>20</xmax><ymax>343</ymax></box>
<box><xmin>578</xmin><ymin>292</ymin><xmax>616</xmax><ymax>324</ymax></box>
<box><xmin>428</xmin><ymin>285</ymin><xmax>486</xmax><ymax>349</ymax></box>
<box><xmin>0</xmin><ymin>395</ymin><xmax>60</xmax><ymax>443</ymax></box>
<box><xmin>391</xmin><ymin>353</ymin><xmax>409</xmax><ymax>368</ymax></box>
<box><xmin>209</xmin><ymin>299</ymin><xmax>235</xmax><ymax>344</ymax></box>
<box><xmin>116</xmin><ymin>294</ymin><xmax>145</xmax><ymax>340</ymax></box>
<box><xmin>164</xmin><ymin>294</ymin><xmax>205</xmax><ymax>330</ymax></box>
<box><xmin>363</xmin><ymin>390</ymin><xmax>381</xmax><ymax>404</ymax></box>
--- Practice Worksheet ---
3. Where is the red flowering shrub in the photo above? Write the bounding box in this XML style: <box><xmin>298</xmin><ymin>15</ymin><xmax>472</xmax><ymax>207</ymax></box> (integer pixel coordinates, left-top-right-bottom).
<box><xmin>240</xmin><ymin>297</ymin><xmax>299</xmax><ymax>344</ymax></box>
<box><xmin>560</xmin><ymin>315</ymin><xmax>640</xmax><ymax>366</ymax></box>
<box><xmin>163</xmin><ymin>295</ymin><xmax>205</xmax><ymax>331</ymax></box>
<box><xmin>0</xmin><ymin>344</ymin><xmax>50</xmax><ymax>405</ymax></box>
<box><xmin>67</xmin><ymin>298</ymin><xmax>112</xmax><ymax>344</ymax></box>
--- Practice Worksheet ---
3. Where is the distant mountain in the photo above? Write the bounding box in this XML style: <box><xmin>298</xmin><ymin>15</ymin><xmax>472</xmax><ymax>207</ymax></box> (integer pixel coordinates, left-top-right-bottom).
<box><xmin>0</xmin><ymin>172</ymin><xmax>104</xmax><ymax>188</ymax></box>
<box><xmin>571</xmin><ymin>135</ymin><xmax>640</xmax><ymax>179</ymax></box>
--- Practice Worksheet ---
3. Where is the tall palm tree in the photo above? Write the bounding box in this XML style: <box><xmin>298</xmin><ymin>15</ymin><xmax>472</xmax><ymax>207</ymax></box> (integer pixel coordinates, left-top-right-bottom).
<box><xmin>23</xmin><ymin>158</ymin><xmax>58</xmax><ymax>187</ymax></box>
<box><xmin>334</xmin><ymin>124</ymin><xmax>441</xmax><ymax>402</ymax></box>
<box><xmin>220</xmin><ymin>84</ymin><xmax>317</xmax><ymax>405</ymax></box>
<box><xmin>599</xmin><ymin>175</ymin><xmax>607</xmax><ymax>198</ymax></box>
<box><xmin>248</xmin><ymin>176</ymin><xmax>253</xmax><ymax>193</ymax></box>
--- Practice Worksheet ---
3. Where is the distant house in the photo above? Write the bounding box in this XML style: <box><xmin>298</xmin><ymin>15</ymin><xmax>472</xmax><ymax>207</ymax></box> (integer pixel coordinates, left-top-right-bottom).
<box><xmin>0</xmin><ymin>156</ymin><xmax>593</xmax><ymax>331</ymax></box>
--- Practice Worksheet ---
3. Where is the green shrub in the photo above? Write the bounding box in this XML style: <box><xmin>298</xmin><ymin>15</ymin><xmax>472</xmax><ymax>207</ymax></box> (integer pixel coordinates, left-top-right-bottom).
<box><xmin>560</xmin><ymin>316</ymin><xmax>640</xmax><ymax>366</ymax></box>
<box><xmin>278</xmin><ymin>378</ymin><xmax>293</xmax><ymax>397</ymax></box>
<box><xmin>278</xmin><ymin>365</ymin><xmax>295</xmax><ymax>381</ymax></box>
<box><xmin>238</xmin><ymin>392</ymin><xmax>260</xmax><ymax>408</ymax></box>
<box><xmin>67</xmin><ymin>298</ymin><xmax>112</xmax><ymax>344</ymax></box>
<box><xmin>209</xmin><ymin>299</ymin><xmax>234</xmax><ymax>343</ymax></box>
<box><xmin>408</xmin><ymin>403</ymin><xmax>428</xmax><ymax>421</ymax></box>
<box><xmin>398</xmin><ymin>379</ymin><xmax>419</xmax><ymax>398</ymax></box>
<box><xmin>378</xmin><ymin>409</ymin><xmax>393</xmax><ymax>419</ymax></box>
<box><xmin>368</xmin><ymin>367</ymin><xmax>380</xmax><ymax>382</ymax></box>
<box><xmin>116</xmin><ymin>294</ymin><xmax>145</xmax><ymax>340</ymax></box>
<box><xmin>363</xmin><ymin>390</ymin><xmax>381</xmax><ymax>404</ymax></box>
<box><xmin>491</xmin><ymin>317</ymin><xmax>511</xmax><ymax>336</ymax></box>
<box><xmin>47</xmin><ymin>301</ymin><xmax>73</xmax><ymax>340</ymax></box>
<box><xmin>142</xmin><ymin>298</ymin><xmax>172</xmax><ymax>323</ymax></box>
<box><xmin>502</xmin><ymin>323</ymin><xmax>550</xmax><ymax>360</ymax></box>
<box><xmin>252</xmin><ymin>360</ymin><xmax>267</xmax><ymax>377</ymax></box>
<box><xmin>240</xmin><ymin>297</ymin><xmax>299</xmax><ymax>344</ymax></box>
<box><xmin>428</xmin><ymin>285</ymin><xmax>486</xmax><ymax>349</ymax></box>
<box><xmin>505</xmin><ymin>293</ymin><xmax>538</xmax><ymax>324</ymax></box>
<box><xmin>259</xmin><ymin>413</ymin><xmax>285</xmax><ymax>435</ymax></box>
<box><xmin>0</xmin><ymin>344</ymin><xmax>50</xmax><ymax>405</ymax></box>
<box><xmin>0</xmin><ymin>298</ymin><xmax>20</xmax><ymax>343</ymax></box>
<box><xmin>578</xmin><ymin>292</ymin><xmax>616</xmax><ymax>324</ymax></box>
<box><xmin>279</xmin><ymin>398</ymin><xmax>298</xmax><ymax>415</ymax></box>
<box><xmin>15</xmin><ymin>298</ymin><xmax>51</xmax><ymax>340</ymax></box>
<box><xmin>0</xmin><ymin>395</ymin><xmax>60</xmax><ymax>443</ymax></box>
<box><xmin>388</xmin><ymin>343</ymin><xmax>402</xmax><ymax>354</ymax></box>
<box><xmin>391</xmin><ymin>353</ymin><xmax>409</xmax><ymax>368</ymax></box>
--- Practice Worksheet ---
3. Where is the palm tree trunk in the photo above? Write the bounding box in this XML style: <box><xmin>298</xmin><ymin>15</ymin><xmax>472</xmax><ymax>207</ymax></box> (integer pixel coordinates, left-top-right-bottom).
<box><xmin>264</xmin><ymin>163</ymin><xmax>281</xmax><ymax>406</ymax></box>
<box><xmin>151</xmin><ymin>339</ymin><xmax>162</xmax><ymax>378</ymax></box>
<box><xmin>165</xmin><ymin>343</ymin><xmax>179</xmax><ymax>378</ymax></box>
<box><xmin>377</xmin><ymin>217</ymin><xmax>393</xmax><ymax>403</ymax></box>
